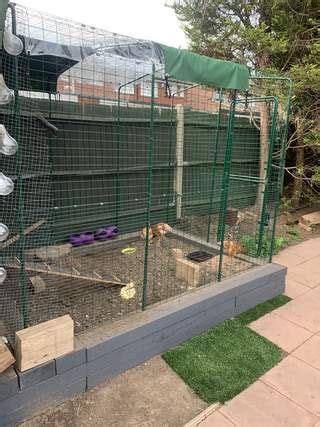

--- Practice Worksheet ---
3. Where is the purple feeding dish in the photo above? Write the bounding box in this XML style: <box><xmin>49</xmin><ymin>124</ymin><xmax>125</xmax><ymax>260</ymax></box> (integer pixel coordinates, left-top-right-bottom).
<box><xmin>94</xmin><ymin>225</ymin><xmax>118</xmax><ymax>241</ymax></box>
<box><xmin>69</xmin><ymin>232</ymin><xmax>94</xmax><ymax>246</ymax></box>
<box><xmin>81</xmin><ymin>232</ymin><xmax>94</xmax><ymax>244</ymax></box>
<box><xmin>106</xmin><ymin>225</ymin><xmax>118</xmax><ymax>238</ymax></box>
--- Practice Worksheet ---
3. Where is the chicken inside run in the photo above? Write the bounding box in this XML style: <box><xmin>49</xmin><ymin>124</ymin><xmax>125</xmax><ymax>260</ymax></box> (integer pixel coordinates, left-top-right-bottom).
<box><xmin>17</xmin><ymin>209</ymin><xmax>258</xmax><ymax>333</ymax></box>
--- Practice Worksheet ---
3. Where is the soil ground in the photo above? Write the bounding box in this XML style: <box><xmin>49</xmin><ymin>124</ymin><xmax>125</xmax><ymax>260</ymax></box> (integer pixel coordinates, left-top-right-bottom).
<box><xmin>275</xmin><ymin>206</ymin><xmax>320</xmax><ymax>247</ymax></box>
<box><xmin>20</xmin><ymin>356</ymin><xmax>207</xmax><ymax>427</ymax></box>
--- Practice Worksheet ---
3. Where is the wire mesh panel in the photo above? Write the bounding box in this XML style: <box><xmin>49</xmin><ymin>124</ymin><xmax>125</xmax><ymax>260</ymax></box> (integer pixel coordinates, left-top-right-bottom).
<box><xmin>0</xmin><ymin>3</ymin><xmax>290</xmax><ymax>340</ymax></box>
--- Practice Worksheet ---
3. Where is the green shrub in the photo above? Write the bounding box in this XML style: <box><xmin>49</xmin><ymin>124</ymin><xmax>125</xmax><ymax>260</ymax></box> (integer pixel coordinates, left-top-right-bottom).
<box><xmin>240</xmin><ymin>234</ymin><xmax>287</xmax><ymax>257</ymax></box>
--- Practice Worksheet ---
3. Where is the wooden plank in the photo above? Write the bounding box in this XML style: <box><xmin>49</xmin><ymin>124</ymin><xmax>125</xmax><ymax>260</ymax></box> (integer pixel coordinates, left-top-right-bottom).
<box><xmin>301</xmin><ymin>211</ymin><xmax>320</xmax><ymax>226</ymax></box>
<box><xmin>15</xmin><ymin>315</ymin><xmax>74</xmax><ymax>372</ymax></box>
<box><xmin>0</xmin><ymin>340</ymin><xmax>15</xmax><ymax>374</ymax></box>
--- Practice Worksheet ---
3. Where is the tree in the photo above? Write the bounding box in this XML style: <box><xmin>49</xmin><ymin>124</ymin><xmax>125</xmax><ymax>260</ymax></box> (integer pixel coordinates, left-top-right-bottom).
<box><xmin>170</xmin><ymin>0</ymin><xmax>320</xmax><ymax>206</ymax></box>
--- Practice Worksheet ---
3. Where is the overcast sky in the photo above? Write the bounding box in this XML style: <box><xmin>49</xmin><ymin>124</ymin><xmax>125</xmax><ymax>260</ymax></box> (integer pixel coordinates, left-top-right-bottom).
<box><xmin>16</xmin><ymin>0</ymin><xmax>188</xmax><ymax>48</ymax></box>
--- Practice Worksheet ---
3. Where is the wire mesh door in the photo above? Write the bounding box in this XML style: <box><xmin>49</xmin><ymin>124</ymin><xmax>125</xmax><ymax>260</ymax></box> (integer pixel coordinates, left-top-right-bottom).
<box><xmin>216</xmin><ymin>96</ymin><xmax>280</xmax><ymax>281</ymax></box>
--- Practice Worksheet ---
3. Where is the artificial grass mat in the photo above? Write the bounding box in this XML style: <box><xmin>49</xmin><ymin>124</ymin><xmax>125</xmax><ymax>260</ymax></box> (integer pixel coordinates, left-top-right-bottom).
<box><xmin>236</xmin><ymin>294</ymin><xmax>291</xmax><ymax>325</ymax></box>
<box><xmin>162</xmin><ymin>295</ymin><xmax>291</xmax><ymax>404</ymax></box>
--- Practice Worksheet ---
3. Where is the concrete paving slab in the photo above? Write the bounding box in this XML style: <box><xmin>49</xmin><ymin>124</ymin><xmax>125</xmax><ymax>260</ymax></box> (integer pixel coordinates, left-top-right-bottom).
<box><xmin>250</xmin><ymin>313</ymin><xmax>312</xmax><ymax>352</ymax></box>
<box><xmin>287</xmin><ymin>266</ymin><xmax>320</xmax><ymax>288</ymax></box>
<box><xmin>273</xmin><ymin>251</ymin><xmax>304</xmax><ymax>267</ymax></box>
<box><xmin>219</xmin><ymin>380</ymin><xmax>317</xmax><ymax>427</ymax></box>
<box><xmin>261</xmin><ymin>355</ymin><xmax>320</xmax><ymax>416</ymax></box>
<box><xmin>292</xmin><ymin>335</ymin><xmax>320</xmax><ymax>370</ymax></box>
<box><xmin>283</xmin><ymin>241</ymin><xmax>320</xmax><ymax>262</ymax></box>
<box><xmin>197</xmin><ymin>411</ymin><xmax>235</xmax><ymax>426</ymax></box>
<box><xmin>299</xmin><ymin>257</ymin><xmax>320</xmax><ymax>275</ymax></box>
<box><xmin>284</xmin><ymin>279</ymin><xmax>311</xmax><ymax>299</ymax></box>
<box><xmin>273</xmin><ymin>293</ymin><xmax>320</xmax><ymax>333</ymax></box>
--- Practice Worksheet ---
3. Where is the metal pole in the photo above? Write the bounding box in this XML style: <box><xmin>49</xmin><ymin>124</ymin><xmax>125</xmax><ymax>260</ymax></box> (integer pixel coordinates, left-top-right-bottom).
<box><xmin>115</xmin><ymin>86</ymin><xmax>121</xmax><ymax>226</ymax></box>
<box><xmin>9</xmin><ymin>3</ymin><xmax>27</xmax><ymax>326</ymax></box>
<box><xmin>115</xmin><ymin>69</ymin><xmax>164</xmax><ymax>227</ymax></box>
<box><xmin>206</xmin><ymin>88</ymin><xmax>222</xmax><ymax>242</ymax></box>
<box><xmin>142</xmin><ymin>64</ymin><xmax>156</xmax><ymax>310</ymax></box>
<box><xmin>217</xmin><ymin>96</ymin><xmax>236</xmax><ymax>282</ymax></box>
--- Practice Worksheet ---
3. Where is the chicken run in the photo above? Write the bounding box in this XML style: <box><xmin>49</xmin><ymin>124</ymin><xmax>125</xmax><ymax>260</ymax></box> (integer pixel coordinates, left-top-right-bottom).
<box><xmin>0</xmin><ymin>3</ymin><xmax>291</xmax><ymax>339</ymax></box>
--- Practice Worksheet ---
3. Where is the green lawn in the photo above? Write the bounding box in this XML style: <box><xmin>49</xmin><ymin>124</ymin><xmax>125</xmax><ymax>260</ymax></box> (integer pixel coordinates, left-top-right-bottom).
<box><xmin>162</xmin><ymin>295</ymin><xmax>291</xmax><ymax>403</ymax></box>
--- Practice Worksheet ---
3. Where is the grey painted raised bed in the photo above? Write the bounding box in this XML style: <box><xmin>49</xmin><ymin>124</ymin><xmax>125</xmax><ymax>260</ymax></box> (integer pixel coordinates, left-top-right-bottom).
<box><xmin>0</xmin><ymin>262</ymin><xmax>286</xmax><ymax>426</ymax></box>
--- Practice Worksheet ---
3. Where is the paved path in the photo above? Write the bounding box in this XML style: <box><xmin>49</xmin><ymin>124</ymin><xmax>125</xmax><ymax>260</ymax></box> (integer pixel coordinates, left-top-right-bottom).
<box><xmin>192</xmin><ymin>237</ymin><xmax>320</xmax><ymax>427</ymax></box>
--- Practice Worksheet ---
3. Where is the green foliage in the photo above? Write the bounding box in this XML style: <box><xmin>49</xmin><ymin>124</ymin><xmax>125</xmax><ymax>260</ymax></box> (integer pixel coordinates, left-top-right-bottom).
<box><xmin>170</xmin><ymin>0</ymin><xmax>320</xmax><ymax>203</ymax></box>
<box><xmin>280</xmin><ymin>197</ymin><xmax>293</xmax><ymax>212</ymax></box>
<box><xmin>240</xmin><ymin>234</ymin><xmax>287</xmax><ymax>257</ymax></box>
<box><xmin>286</xmin><ymin>225</ymin><xmax>301</xmax><ymax>238</ymax></box>
<box><xmin>163</xmin><ymin>295</ymin><xmax>290</xmax><ymax>403</ymax></box>
<box><xmin>286</xmin><ymin>225</ymin><xmax>302</xmax><ymax>242</ymax></box>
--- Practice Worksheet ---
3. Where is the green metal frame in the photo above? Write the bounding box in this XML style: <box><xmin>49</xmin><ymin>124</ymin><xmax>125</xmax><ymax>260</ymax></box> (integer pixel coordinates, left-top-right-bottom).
<box><xmin>248</xmin><ymin>76</ymin><xmax>292</xmax><ymax>261</ymax></box>
<box><xmin>8</xmin><ymin>3</ymin><xmax>27</xmax><ymax>327</ymax></box>
<box><xmin>3</xmin><ymin>13</ymin><xmax>292</xmax><ymax>325</ymax></box>
<box><xmin>142</xmin><ymin>64</ymin><xmax>156</xmax><ymax>310</ymax></box>
<box><xmin>206</xmin><ymin>88</ymin><xmax>223</xmax><ymax>242</ymax></box>
<box><xmin>217</xmin><ymin>94</ymin><xmax>237</xmax><ymax>281</ymax></box>
<box><xmin>115</xmin><ymin>71</ymin><xmax>151</xmax><ymax>226</ymax></box>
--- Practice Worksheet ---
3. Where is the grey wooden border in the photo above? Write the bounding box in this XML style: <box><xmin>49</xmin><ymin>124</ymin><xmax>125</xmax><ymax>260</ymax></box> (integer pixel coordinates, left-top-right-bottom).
<box><xmin>0</xmin><ymin>263</ymin><xmax>286</xmax><ymax>426</ymax></box>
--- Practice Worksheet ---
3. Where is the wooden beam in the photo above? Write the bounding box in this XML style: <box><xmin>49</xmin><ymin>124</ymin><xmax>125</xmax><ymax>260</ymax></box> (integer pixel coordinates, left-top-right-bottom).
<box><xmin>175</xmin><ymin>104</ymin><xmax>184</xmax><ymax>220</ymax></box>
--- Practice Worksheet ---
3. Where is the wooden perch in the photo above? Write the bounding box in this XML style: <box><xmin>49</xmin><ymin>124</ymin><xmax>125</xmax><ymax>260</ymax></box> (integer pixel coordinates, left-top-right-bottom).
<box><xmin>0</xmin><ymin>219</ymin><xmax>46</xmax><ymax>250</ymax></box>
<box><xmin>7</xmin><ymin>261</ymin><xmax>126</xmax><ymax>288</ymax></box>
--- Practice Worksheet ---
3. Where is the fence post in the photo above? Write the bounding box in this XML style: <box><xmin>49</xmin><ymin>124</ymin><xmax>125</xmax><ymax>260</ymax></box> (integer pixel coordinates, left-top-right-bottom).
<box><xmin>175</xmin><ymin>104</ymin><xmax>184</xmax><ymax>220</ymax></box>
<box><xmin>165</xmin><ymin>98</ymin><xmax>175</xmax><ymax>223</ymax></box>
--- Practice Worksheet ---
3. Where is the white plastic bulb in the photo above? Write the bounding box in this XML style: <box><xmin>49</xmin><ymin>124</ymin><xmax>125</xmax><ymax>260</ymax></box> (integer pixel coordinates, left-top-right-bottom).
<box><xmin>3</xmin><ymin>28</ymin><xmax>23</xmax><ymax>56</ymax></box>
<box><xmin>0</xmin><ymin>173</ymin><xmax>14</xmax><ymax>195</ymax></box>
<box><xmin>0</xmin><ymin>125</ymin><xmax>18</xmax><ymax>155</ymax></box>
<box><xmin>0</xmin><ymin>74</ymin><xmax>14</xmax><ymax>105</ymax></box>
<box><xmin>0</xmin><ymin>223</ymin><xmax>9</xmax><ymax>242</ymax></box>
<box><xmin>0</xmin><ymin>268</ymin><xmax>6</xmax><ymax>284</ymax></box>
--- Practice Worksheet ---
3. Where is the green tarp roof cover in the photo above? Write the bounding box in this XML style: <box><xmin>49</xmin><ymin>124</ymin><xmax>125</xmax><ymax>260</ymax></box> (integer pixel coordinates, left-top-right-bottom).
<box><xmin>161</xmin><ymin>44</ymin><xmax>249</xmax><ymax>90</ymax></box>
<box><xmin>2</xmin><ymin>3</ymin><xmax>249</xmax><ymax>93</ymax></box>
